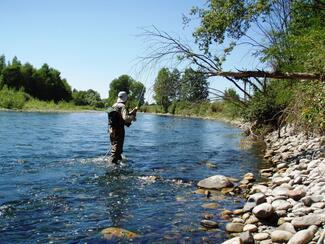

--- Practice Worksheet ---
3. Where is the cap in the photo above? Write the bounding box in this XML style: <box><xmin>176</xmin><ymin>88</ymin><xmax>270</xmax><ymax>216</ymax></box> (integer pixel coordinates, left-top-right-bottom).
<box><xmin>117</xmin><ymin>91</ymin><xmax>128</xmax><ymax>103</ymax></box>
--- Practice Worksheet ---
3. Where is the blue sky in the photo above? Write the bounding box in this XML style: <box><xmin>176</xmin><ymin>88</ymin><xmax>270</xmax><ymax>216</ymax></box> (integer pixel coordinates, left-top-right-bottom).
<box><xmin>1</xmin><ymin>0</ymin><xmax>261</xmax><ymax>100</ymax></box>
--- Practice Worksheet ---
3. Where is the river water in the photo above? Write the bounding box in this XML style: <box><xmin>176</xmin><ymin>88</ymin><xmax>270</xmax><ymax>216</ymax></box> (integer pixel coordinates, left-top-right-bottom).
<box><xmin>0</xmin><ymin>112</ymin><xmax>265</xmax><ymax>243</ymax></box>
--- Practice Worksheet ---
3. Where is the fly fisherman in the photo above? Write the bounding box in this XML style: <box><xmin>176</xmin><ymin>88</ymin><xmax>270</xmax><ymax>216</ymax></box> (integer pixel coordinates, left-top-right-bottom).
<box><xmin>107</xmin><ymin>91</ymin><xmax>138</xmax><ymax>164</ymax></box>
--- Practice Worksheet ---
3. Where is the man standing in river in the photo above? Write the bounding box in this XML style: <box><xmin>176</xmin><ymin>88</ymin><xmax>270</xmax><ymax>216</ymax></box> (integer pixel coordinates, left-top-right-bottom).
<box><xmin>107</xmin><ymin>91</ymin><xmax>138</xmax><ymax>164</ymax></box>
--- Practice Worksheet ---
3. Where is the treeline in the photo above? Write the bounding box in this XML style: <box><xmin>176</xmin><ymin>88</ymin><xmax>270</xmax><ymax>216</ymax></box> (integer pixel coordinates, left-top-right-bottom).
<box><xmin>0</xmin><ymin>55</ymin><xmax>106</xmax><ymax>109</ymax></box>
<box><xmin>141</xmin><ymin>66</ymin><xmax>240</xmax><ymax>118</ymax></box>
<box><xmin>152</xmin><ymin>67</ymin><xmax>209</xmax><ymax>113</ymax></box>
<box><xmin>143</xmin><ymin>0</ymin><xmax>324</xmax><ymax>134</ymax></box>
<box><xmin>0</xmin><ymin>55</ymin><xmax>72</xmax><ymax>102</ymax></box>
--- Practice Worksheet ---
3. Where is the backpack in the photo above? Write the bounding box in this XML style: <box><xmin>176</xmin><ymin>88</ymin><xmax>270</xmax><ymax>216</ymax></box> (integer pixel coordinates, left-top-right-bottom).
<box><xmin>107</xmin><ymin>107</ymin><xmax>122</xmax><ymax>127</ymax></box>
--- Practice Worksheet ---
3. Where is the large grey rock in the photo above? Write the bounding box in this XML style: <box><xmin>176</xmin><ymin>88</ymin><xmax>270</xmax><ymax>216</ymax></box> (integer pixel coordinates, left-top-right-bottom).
<box><xmin>273</xmin><ymin>177</ymin><xmax>291</xmax><ymax>186</ymax></box>
<box><xmin>244</xmin><ymin>193</ymin><xmax>266</xmax><ymax>212</ymax></box>
<box><xmin>287</xmin><ymin>225</ymin><xmax>318</xmax><ymax>244</ymax></box>
<box><xmin>253</xmin><ymin>232</ymin><xmax>269</xmax><ymax>241</ymax></box>
<box><xmin>225</xmin><ymin>223</ymin><xmax>244</xmax><ymax>233</ymax></box>
<box><xmin>221</xmin><ymin>237</ymin><xmax>242</xmax><ymax>244</ymax></box>
<box><xmin>248</xmin><ymin>193</ymin><xmax>266</xmax><ymax>205</ymax></box>
<box><xmin>277</xmin><ymin>222</ymin><xmax>296</xmax><ymax>234</ymax></box>
<box><xmin>272</xmin><ymin>186</ymin><xmax>290</xmax><ymax>197</ymax></box>
<box><xmin>288</xmin><ymin>189</ymin><xmax>306</xmax><ymax>201</ymax></box>
<box><xmin>197</xmin><ymin>175</ymin><xmax>234</xmax><ymax>189</ymax></box>
<box><xmin>272</xmin><ymin>199</ymin><xmax>292</xmax><ymax>210</ymax></box>
<box><xmin>250</xmin><ymin>184</ymin><xmax>270</xmax><ymax>195</ymax></box>
<box><xmin>240</xmin><ymin>231</ymin><xmax>254</xmax><ymax>244</ymax></box>
<box><xmin>243</xmin><ymin>224</ymin><xmax>257</xmax><ymax>233</ymax></box>
<box><xmin>292</xmin><ymin>213</ymin><xmax>325</xmax><ymax>228</ymax></box>
<box><xmin>271</xmin><ymin>230</ymin><xmax>293</xmax><ymax>242</ymax></box>
<box><xmin>252</xmin><ymin>203</ymin><xmax>274</xmax><ymax>219</ymax></box>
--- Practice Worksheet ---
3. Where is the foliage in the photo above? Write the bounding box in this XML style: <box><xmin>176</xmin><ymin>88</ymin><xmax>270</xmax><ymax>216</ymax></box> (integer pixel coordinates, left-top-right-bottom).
<box><xmin>180</xmin><ymin>68</ymin><xmax>209</xmax><ymax>102</ymax></box>
<box><xmin>72</xmin><ymin>89</ymin><xmax>104</xmax><ymax>108</ymax></box>
<box><xmin>0</xmin><ymin>86</ymin><xmax>29</xmax><ymax>109</ymax></box>
<box><xmin>0</xmin><ymin>56</ymin><xmax>72</xmax><ymax>102</ymax></box>
<box><xmin>108</xmin><ymin>75</ymin><xmax>145</xmax><ymax>108</ymax></box>
<box><xmin>153</xmin><ymin>67</ymin><xmax>209</xmax><ymax>112</ymax></box>
<box><xmin>286</xmin><ymin>81</ymin><xmax>325</xmax><ymax>133</ymax></box>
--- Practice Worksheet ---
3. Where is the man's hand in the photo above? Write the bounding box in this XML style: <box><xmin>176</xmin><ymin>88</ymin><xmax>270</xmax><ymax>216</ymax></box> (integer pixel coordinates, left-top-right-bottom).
<box><xmin>130</xmin><ymin>107</ymin><xmax>138</xmax><ymax>115</ymax></box>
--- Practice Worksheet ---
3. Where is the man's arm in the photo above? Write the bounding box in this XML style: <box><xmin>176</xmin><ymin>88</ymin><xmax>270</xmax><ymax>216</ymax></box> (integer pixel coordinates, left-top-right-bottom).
<box><xmin>121</xmin><ymin>107</ymin><xmax>137</xmax><ymax>124</ymax></box>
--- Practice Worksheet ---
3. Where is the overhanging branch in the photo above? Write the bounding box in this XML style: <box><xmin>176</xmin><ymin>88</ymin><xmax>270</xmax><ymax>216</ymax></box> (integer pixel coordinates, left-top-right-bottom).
<box><xmin>208</xmin><ymin>70</ymin><xmax>323</xmax><ymax>81</ymax></box>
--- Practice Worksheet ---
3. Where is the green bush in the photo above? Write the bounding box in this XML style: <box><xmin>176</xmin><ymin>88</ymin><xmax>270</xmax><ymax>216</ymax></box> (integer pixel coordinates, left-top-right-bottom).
<box><xmin>0</xmin><ymin>86</ymin><xmax>29</xmax><ymax>109</ymax></box>
<box><xmin>288</xmin><ymin>81</ymin><xmax>325</xmax><ymax>133</ymax></box>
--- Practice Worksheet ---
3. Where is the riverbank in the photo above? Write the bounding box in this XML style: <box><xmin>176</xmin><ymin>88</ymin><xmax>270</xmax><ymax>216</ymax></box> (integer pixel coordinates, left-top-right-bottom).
<box><xmin>0</xmin><ymin>107</ymin><xmax>104</xmax><ymax>113</ymax></box>
<box><xmin>221</xmin><ymin>125</ymin><xmax>324</xmax><ymax>244</ymax></box>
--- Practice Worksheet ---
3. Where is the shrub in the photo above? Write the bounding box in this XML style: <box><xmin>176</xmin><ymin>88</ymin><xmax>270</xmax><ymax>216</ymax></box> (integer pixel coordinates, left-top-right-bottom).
<box><xmin>0</xmin><ymin>86</ymin><xmax>29</xmax><ymax>109</ymax></box>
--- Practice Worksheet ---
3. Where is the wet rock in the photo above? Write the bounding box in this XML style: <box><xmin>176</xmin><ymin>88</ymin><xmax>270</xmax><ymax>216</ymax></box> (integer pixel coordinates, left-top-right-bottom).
<box><xmin>203</xmin><ymin>213</ymin><xmax>214</xmax><ymax>220</ymax></box>
<box><xmin>271</xmin><ymin>230</ymin><xmax>293</xmax><ymax>242</ymax></box>
<box><xmin>243</xmin><ymin>173</ymin><xmax>255</xmax><ymax>182</ymax></box>
<box><xmin>225</xmin><ymin>223</ymin><xmax>244</xmax><ymax>233</ymax></box>
<box><xmin>200</xmin><ymin>219</ymin><xmax>218</xmax><ymax>228</ymax></box>
<box><xmin>201</xmin><ymin>202</ymin><xmax>219</xmax><ymax>209</ymax></box>
<box><xmin>197</xmin><ymin>175</ymin><xmax>234</xmax><ymax>190</ymax></box>
<box><xmin>243</xmin><ymin>224</ymin><xmax>257</xmax><ymax>233</ymax></box>
<box><xmin>253</xmin><ymin>232</ymin><xmax>269</xmax><ymax>241</ymax></box>
<box><xmin>221</xmin><ymin>236</ymin><xmax>242</xmax><ymax>244</ymax></box>
<box><xmin>233</xmin><ymin>209</ymin><xmax>244</xmax><ymax>215</ymax></box>
<box><xmin>101</xmin><ymin>227</ymin><xmax>139</xmax><ymax>240</ymax></box>
<box><xmin>277</xmin><ymin>222</ymin><xmax>296</xmax><ymax>234</ymax></box>
<box><xmin>221</xmin><ymin>187</ymin><xmax>235</xmax><ymax>195</ymax></box>
<box><xmin>240</xmin><ymin>231</ymin><xmax>254</xmax><ymax>244</ymax></box>
<box><xmin>232</xmin><ymin>218</ymin><xmax>244</xmax><ymax>223</ymax></box>
<box><xmin>252</xmin><ymin>203</ymin><xmax>274</xmax><ymax>219</ymax></box>
<box><xmin>288</xmin><ymin>225</ymin><xmax>318</xmax><ymax>244</ymax></box>
<box><xmin>291</xmin><ymin>213</ymin><xmax>325</xmax><ymax>228</ymax></box>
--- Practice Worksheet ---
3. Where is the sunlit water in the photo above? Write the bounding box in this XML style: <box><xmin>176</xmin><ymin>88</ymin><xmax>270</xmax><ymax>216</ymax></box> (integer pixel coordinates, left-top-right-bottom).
<box><xmin>0</xmin><ymin>112</ymin><xmax>265</xmax><ymax>243</ymax></box>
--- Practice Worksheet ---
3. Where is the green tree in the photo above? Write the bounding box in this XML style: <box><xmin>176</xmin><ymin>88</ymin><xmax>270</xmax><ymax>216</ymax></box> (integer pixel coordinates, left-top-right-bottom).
<box><xmin>180</xmin><ymin>68</ymin><xmax>209</xmax><ymax>102</ymax></box>
<box><xmin>153</xmin><ymin>68</ymin><xmax>175</xmax><ymax>112</ymax></box>
<box><xmin>108</xmin><ymin>74</ymin><xmax>145</xmax><ymax>107</ymax></box>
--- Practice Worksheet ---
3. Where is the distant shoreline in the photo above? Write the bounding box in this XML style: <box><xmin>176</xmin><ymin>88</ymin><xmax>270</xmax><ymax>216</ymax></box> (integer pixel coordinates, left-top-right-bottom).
<box><xmin>0</xmin><ymin>108</ymin><xmax>104</xmax><ymax>113</ymax></box>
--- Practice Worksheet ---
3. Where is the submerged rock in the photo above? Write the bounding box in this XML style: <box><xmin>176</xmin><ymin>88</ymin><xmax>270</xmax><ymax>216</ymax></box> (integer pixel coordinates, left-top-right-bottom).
<box><xmin>200</xmin><ymin>219</ymin><xmax>219</xmax><ymax>228</ymax></box>
<box><xmin>197</xmin><ymin>175</ymin><xmax>234</xmax><ymax>190</ymax></box>
<box><xmin>101</xmin><ymin>227</ymin><xmax>139</xmax><ymax>240</ymax></box>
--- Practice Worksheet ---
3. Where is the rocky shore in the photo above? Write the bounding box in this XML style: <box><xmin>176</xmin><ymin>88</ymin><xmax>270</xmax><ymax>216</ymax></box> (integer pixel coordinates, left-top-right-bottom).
<box><xmin>219</xmin><ymin>126</ymin><xmax>325</xmax><ymax>244</ymax></box>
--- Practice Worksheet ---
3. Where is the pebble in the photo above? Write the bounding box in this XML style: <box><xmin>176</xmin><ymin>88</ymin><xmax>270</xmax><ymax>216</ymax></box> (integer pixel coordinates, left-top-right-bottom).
<box><xmin>242</xmin><ymin>224</ymin><xmax>257</xmax><ymax>233</ymax></box>
<box><xmin>225</xmin><ymin>223</ymin><xmax>244</xmax><ymax>233</ymax></box>
<box><xmin>253</xmin><ymin>232</ymin><xmax>269</xmax><ymax>241</ymax></box>
<box><xmin>222</xmin><ymin>126</ymin><xmax>324</xmax><ymax>243</ymax></box>
<box><xmin>271</xmin><ymin>230</ymin><xmax>293</xmax><ymax>242</ymax></box>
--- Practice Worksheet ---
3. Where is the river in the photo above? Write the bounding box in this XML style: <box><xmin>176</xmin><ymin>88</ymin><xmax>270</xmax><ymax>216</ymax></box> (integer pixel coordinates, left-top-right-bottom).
<box><xmin>0</xmin><ymin>112</ymin><xmax>265</xmax><ymax>243</ymax></box>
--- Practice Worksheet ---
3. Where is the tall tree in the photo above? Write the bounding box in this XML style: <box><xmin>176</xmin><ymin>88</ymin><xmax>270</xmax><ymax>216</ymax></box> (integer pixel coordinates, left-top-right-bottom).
<box><xmin>108</xmin><ymin>74</ymin><xmax>145</xmax><ymax>107</ymax></box>
<box><xmin>180</xmin><ymin>68</ymin><xmax>209</xmax><ymax>102</ymax></box>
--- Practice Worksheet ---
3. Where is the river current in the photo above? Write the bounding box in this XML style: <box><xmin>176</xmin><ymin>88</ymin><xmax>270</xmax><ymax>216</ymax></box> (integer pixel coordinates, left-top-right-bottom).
<box><xmin>0</xmin><ymin>112</ymin><xmax>265</xmax><ymax>243</ymax></box>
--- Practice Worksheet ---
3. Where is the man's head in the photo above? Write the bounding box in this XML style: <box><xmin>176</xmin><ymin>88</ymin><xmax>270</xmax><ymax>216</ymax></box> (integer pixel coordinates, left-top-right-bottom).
<box><xmin>117</xmin><ymin>91</ymin><xmax>128</xmax><ymax>103</ymax></box>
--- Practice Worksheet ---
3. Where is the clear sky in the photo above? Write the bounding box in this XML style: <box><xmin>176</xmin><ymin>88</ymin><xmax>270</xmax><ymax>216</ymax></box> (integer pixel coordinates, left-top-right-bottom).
<box><xmin>1</xmin><ymin>0</ymin><xmax>261</xmax><ymax>100</ymax></box>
